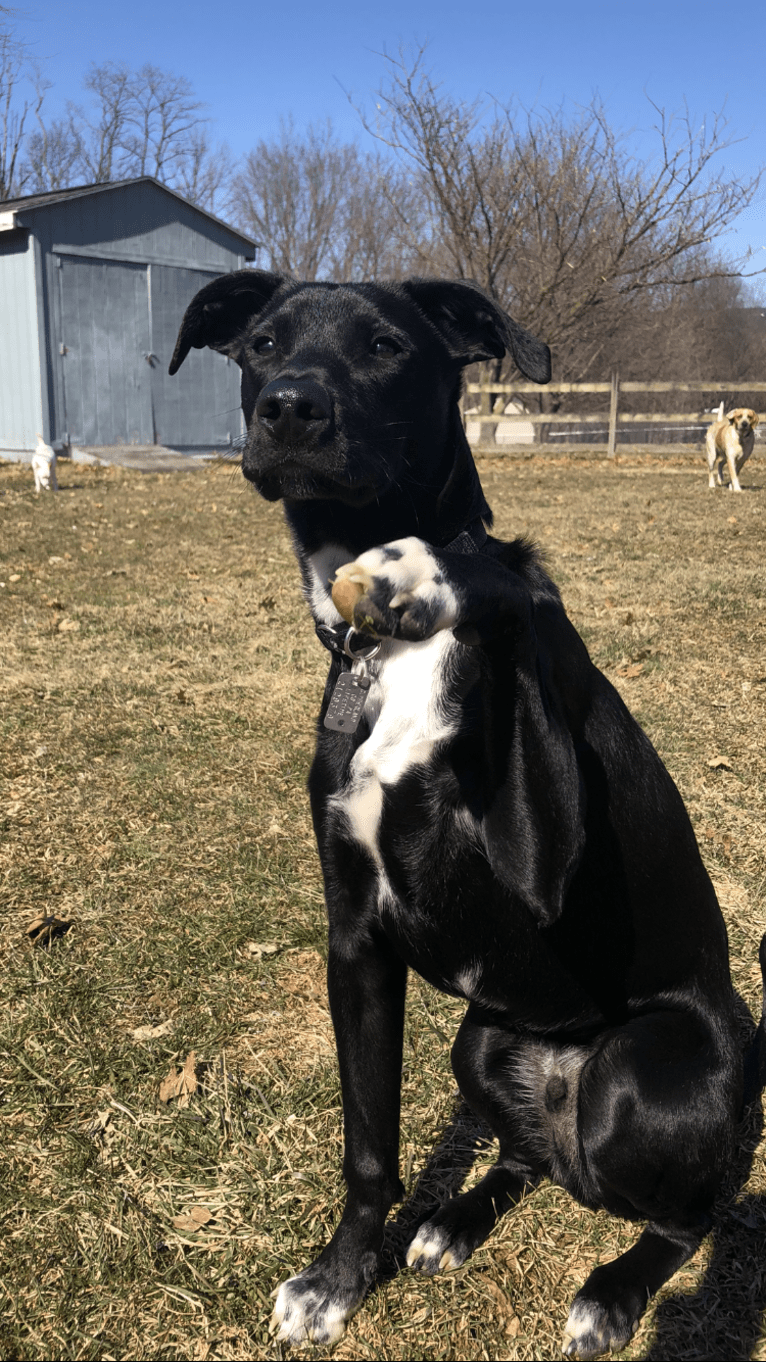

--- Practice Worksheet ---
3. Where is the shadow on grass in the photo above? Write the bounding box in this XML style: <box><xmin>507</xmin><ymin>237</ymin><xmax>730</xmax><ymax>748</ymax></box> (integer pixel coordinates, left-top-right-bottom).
<box><xmin>380</xmin><ymin>1098</ymin><xmax>491</xmax><ymax>1279</ymax></box>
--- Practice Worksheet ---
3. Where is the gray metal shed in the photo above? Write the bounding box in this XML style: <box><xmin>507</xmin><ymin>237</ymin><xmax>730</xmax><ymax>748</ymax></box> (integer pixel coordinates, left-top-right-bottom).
<box><xmin>0</xmin><ymin>178</ymin><xmax>256</xmax><ymax>459</ymax></box>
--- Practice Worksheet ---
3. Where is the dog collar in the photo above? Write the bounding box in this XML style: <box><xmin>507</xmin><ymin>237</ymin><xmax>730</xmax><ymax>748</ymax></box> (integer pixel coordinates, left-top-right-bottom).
<box><xmin>443</xmin><ymin>517</ymin><xmax>488</xmax><ymax>556</ymax></box>
<box><xmin>314</xmin><ymin>517</ymin><xmax>488</xmax><ymax>657</ymax></box>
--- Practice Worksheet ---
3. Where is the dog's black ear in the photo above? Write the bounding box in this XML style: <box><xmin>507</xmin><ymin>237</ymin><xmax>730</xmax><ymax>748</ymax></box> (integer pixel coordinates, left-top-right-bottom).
<box><xmin>168</xmin><ymin>270</ymin><xmax>286</xmax><ymax>375</ymax></box>
<box><xmin>404</xmin><ymin>278</ymin><xmax>551</xmax><ymax>384</ymax></box>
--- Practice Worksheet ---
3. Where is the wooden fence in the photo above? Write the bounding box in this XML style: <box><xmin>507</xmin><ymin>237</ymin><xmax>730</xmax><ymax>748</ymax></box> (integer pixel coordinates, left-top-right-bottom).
<box><xmin>463</xmin><ymin>378</ymin><xmax>766</xmax><ymax>456</ymax></box>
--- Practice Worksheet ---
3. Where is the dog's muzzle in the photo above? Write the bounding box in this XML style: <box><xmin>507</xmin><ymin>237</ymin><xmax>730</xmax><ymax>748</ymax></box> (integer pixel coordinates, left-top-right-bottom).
<box><xmin>255</xmin><ymin>378</ymin><xmax>332</xmax><ymax>446</ymax></box>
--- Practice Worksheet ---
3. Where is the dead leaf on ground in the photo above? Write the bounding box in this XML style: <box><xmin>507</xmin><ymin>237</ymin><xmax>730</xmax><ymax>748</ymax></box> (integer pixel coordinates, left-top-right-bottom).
<box><xmin>159</xmin><ymin>1051</ymin><xmax>199</xmax><ymax>1107</ymax></box>
<box><xmin>244</xmin><ymin>941</ymin><xmax>280</xmax><ymax>960</ymax></box>
<box><xmin>707</xmin><ymin>756</ymin><xmax>733</xmax><ymax>771</ymax></box>
<box><xmin>132</xmin><ymin>1018</ymin><xmax>174</xmax><ymax>1042</ymax></box>
<box><xmin>483</xmin><ymin>1278</ymin><xmax>518</xmax><ymax>1323</ymax></box>
<box><xmin>410</xmin><ymin>1306</ymin><xmax>432</xmax><ymax>1326</ymax></box>
<box><xmin>25</xmin><ymin>914</ymin><xmax>74</xmax><ymax>947</ymax></box>
<box><xmin>87</xmin><ymin>1108</ymin><xmax>114</xmax><ymax>1140</ymax></box>
<box><xmin>617</xmin><ymin>662</ymin><xmax>644</xmax><ymax>678</ymax></box>
<box><xmin>172</xmin><ymin>1205</ymin><xmax>215</xmax><ymax>1233</ymax></box>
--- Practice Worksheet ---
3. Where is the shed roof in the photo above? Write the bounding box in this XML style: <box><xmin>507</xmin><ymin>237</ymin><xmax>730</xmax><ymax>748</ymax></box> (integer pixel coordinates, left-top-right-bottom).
<box><xmin>0</xmin><ymin>177</ymin><xmax>257</xmax><ymax>252</ymax></box>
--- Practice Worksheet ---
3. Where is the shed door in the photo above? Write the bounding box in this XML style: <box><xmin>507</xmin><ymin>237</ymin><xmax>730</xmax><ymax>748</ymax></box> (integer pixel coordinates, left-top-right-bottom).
<box><xmin>149</xmin><ymin>265</ymin><xmax>242</xmax><ymax>448</ymax></box>
<box><xmin>58</xmin><ymin>255</ymin><xmax>153</xmax><ymax>446</ymax></box>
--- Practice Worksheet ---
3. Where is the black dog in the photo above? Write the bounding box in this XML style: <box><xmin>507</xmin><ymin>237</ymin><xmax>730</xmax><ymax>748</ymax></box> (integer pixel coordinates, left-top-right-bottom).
<box><xmin>170</xmin><ymin>272</ymin><xmax>765</xmax><ymax>1357</ymax></box>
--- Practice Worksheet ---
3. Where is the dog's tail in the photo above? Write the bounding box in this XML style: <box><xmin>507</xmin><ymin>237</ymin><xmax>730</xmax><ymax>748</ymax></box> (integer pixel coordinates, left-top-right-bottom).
<box><xmin>715</xmin><ymin>401</ymin><xmax>724</xmax><ymax>422</ymax></box>
<box><xmin>743</xmin><ymin>933</ymin><xmax>766</xmax><ymax>1107</ymax></box>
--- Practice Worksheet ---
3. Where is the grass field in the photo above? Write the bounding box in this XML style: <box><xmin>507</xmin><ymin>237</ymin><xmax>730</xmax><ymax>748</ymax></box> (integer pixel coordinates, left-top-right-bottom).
<box><xmin>1</xmin><ymin>453</ymin><xmax>765</xmax><ymax>1362</ymax></box>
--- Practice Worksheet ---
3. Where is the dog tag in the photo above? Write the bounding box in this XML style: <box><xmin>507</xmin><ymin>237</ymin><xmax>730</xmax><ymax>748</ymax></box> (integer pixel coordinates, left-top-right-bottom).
<box><xmin>324</xmin><ymin>670</ymin><xmax>371</xmax><ymax>732</ymax></box>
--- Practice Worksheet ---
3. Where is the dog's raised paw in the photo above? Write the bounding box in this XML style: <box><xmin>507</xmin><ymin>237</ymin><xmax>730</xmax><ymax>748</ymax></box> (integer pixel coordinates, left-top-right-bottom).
<box><xmin>271</xmin><ymin>1274</ymin><xmax>349</xmax><ymax>1348</ymax></box>
<box><xmin>333</xmin><ymin>537</ymin><xmax>459</xmax><ymax>641</ymax></box>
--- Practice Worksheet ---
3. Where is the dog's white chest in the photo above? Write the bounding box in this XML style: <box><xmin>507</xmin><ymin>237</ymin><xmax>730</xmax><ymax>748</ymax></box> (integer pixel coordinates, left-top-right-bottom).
<box><xmin>331</xmin><ymin>631</ymin><xmax>457</xmax><ymax>864</ymax></box>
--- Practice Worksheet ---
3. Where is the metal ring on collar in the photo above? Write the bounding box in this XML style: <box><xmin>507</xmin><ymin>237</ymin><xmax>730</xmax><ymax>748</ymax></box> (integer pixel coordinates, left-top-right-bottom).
<box><xmin>343</xmin><ymin>628</ymin><xmax>381</xmax><ymax>662</ymax></box>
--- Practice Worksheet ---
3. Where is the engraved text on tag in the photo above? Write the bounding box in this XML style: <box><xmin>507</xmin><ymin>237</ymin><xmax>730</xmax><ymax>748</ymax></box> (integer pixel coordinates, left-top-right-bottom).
<box><xmin>324</xmin><ymin>671</ymin><xmax>370</xmax><ymax>732</ymax></box>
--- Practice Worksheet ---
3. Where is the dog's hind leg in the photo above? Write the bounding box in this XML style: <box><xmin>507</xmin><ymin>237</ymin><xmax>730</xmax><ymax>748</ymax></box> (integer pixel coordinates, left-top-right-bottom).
<box><xmin>706</xmin><ymin>432</ymin><xmax>719</xmax><ymax>489</ymax></box>
<box><xmin>562</xmin><ymin>1217</ymin><xmax>707</xmax><ymax>1358</ymax></box>
<box><xmin>406</xmin><ymin>1161</ymin><xmax>533</xmax><ymax>1275</ymax></box>
<box><xmin>407</xmin><ymin>1010</ymin><xmax>547</xmax><ymax>1276</ymax></box>
<box><xmin>560</xmin><ymin>1007</ymin><xmax>739</xmax><ymax>1357</ymax></box>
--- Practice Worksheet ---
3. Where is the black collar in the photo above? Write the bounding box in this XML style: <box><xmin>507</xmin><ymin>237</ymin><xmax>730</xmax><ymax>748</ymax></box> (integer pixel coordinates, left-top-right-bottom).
<box><xmin>314</xmin><ymin>517</ymin><xmax>488</xmax><ymax>657</ymax></box>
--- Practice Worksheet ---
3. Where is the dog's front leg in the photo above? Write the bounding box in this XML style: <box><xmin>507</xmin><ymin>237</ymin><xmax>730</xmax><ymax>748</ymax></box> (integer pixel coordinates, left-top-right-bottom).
<box><xmin>272</xmin><ymin>923</ymin><xmax>407</xmax><ymax>1347</ymax></box>
<box><xmin>726</xmin><ymin>443</ymin><xmax>744</xmax><ymax>492</ymax></box>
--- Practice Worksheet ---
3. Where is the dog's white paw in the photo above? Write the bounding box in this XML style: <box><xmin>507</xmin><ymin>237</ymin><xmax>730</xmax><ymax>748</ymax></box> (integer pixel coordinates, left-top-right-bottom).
<box><xmin>271</xmin><ymin>1274</ymin><xmax>349</xmax><ymax>1348</ymax></box>
<box><xmin>332</xmin><ymin>537</ymin><xmax>459</xmax><ymax>641</ymax></box>
<box><xmin>406</xmin><ymin>1222</ymin><xmax>466</xmax><ymax>1274</ymax></box>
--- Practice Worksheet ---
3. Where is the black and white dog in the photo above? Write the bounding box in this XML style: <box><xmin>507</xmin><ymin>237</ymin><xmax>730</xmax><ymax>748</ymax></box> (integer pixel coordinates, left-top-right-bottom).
<box><xmin>170</xmin><ymin>272</ymin><xmax>765</xmax><ymax>1358</ymax></box>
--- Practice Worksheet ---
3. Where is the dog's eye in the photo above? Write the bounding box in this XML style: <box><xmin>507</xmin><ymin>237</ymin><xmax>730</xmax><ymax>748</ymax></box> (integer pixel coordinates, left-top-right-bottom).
<box><xmin>253</xmin><ymin>337</ymin><xmax>276</xmax><ymax>357</ymax></box>
<box><xmin>370</xmin><ymin>337</ymin><xmax>400</xmax><ymax>358</ymax></box>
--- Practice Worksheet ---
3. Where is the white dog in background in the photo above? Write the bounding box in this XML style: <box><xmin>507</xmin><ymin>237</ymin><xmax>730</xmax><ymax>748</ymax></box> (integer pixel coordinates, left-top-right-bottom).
<box><xmin>32</xmin><ymin>434</ymin><xmax>58</xmax><ymax>493</ymax></box>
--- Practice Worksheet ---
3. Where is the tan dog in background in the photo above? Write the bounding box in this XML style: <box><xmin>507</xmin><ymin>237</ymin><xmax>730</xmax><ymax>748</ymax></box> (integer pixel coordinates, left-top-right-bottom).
<box><xmin>706</xmin><ymin>405</ymin><xmax>759</xmax><ymax>491</ymax></box>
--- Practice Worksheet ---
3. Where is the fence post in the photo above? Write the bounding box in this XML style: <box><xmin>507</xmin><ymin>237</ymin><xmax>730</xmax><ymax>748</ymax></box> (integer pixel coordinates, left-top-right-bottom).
<box><xmin>607</xmin><ymin>370</ymin><xmax>619</xmax><ymax>458</ymax></box>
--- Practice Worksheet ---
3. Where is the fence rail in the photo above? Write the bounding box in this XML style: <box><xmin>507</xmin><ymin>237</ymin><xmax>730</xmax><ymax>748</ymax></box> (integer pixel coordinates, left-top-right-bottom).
<box><xmin>463</xmin><ymin>378</ymin><xmax>766</xmax><ymax>456</ymax></box>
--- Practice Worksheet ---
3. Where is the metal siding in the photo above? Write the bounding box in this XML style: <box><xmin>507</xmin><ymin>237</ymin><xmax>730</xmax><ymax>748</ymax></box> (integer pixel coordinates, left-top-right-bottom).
<box><xmin>0</xmin><ymin>232</ymin><xmax>44</xmax><ymax>449</ymax></box>
<box><xmin>58</xmin><ymin>255</ymin><xmax>153</xmax><ymax>445</ymax></box>
<box><xmin>42</xmin><ymin>182</ymin><xmax>246</xmax><ymax>271</ymax></box>
<box><xmin>149</xmin><ymin>264</ymin><xmax>243</xmax><ymax>447</ymax></box>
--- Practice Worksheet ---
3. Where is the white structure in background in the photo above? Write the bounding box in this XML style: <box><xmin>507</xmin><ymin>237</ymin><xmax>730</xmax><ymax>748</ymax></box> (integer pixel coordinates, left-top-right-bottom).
<box><xmin>464</xmin><ymin>398</ymin><xmax>534</xmax><ymax>446</ymax></box>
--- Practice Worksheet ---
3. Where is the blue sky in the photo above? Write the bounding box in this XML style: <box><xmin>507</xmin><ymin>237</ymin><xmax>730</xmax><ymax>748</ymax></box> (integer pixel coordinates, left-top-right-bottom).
<box><xmin>13</xmin><ymin>0</ymin><xmax>766</xmax><ymax>276</ymax></box>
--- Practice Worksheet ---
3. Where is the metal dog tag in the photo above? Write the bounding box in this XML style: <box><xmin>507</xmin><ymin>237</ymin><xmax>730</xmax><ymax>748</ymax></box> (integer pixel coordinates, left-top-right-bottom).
<box><xmin>324</xmin><ymin>670</ymin><xmax>371</xmax><ymax>732</ymax></box>
<box><xmin>324</xmin><ymin>630</ymin><xmax>380</xmax><ymax>733</ymax></box>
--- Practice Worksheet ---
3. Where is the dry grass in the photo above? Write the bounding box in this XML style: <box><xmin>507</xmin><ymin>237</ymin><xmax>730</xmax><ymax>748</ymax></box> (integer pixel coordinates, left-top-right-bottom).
<box><xmin>1</xmin><ymin>453</ymin><xmax>764</xmax><ymax>1361</ymax></box>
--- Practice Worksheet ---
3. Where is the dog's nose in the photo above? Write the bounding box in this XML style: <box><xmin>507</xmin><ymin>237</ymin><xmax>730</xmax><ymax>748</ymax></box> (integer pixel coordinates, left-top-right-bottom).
<box><xmin>255</xmin><ymin>378</ymin><xmax>331</xmax><ymax>444</ymax></box>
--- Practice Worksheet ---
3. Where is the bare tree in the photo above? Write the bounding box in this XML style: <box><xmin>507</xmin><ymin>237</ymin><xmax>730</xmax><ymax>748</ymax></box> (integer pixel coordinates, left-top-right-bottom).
<box><xmin>70</xmin><ymin>61</ymin><xmax>132</xmax><ymax>182</ymax></box>
<box><xmin>67</xmin><ymin>61</ymin><xmax>206</xmax><ymax>184</ymax></box>
<box><xmin>172</xmin><ymin>128</ymin><xmax>234</xmax><ymax>217</ymax></box>
<box><xmin>118</xmin><ymin>64</ymin><xmax>205</xmax><ymax>181</ymax></box>
<box><xmin>24</xmin><ymin>114</ymin><xmax>82</xmax><ymax>193</ymax></box>
<box><xmin>0</xmin><ymin>13</ymin><xmax>46</xmax><ymax>199</ymax></box>
<box><xmin>230</xmin><ymin>118</ymin><xmax>417</xmax><ymax>280</ymax></box>
<box><xmin>330</xmin><ymin>157</ymin><xmax>421</xmax><ymax>281</ymax></box>
<box><xmin>23</xmin><ymin>60</ymin><xmax>226</xmax><ymax>211</ymax></box>
<box><xmin>231</xmin><ymin>119</ymin><xmax>355</xmax><ymax>279</ymax></box>
<box><xmin>361</xmin><ymin>49</ymin><xmax>765</xmax><ymax>385</ymax></box>
<box><xmin>615</xmin><ymin>268</ymin><xmax>766</xmax><ymax>389</ymax></box>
